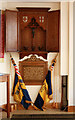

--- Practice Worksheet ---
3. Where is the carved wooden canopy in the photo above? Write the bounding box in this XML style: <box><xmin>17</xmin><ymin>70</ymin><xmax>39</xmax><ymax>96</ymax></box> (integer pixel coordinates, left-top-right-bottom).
<box><xmin>19</xmin><ymin>54</ymin><xmax>48</xmax><ymax>85</ymax></box>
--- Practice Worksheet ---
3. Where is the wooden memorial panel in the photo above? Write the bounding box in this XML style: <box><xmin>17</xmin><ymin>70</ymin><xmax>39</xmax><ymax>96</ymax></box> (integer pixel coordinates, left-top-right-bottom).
<box><xmin>19</xmin><ymin>55</ymin><xmax>48</xmax><ymax>85</ymax></box>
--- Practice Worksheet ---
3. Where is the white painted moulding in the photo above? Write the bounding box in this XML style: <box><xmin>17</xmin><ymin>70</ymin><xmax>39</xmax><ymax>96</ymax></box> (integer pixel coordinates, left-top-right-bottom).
<box><xmin>19</xmin><ymin>54</ymin><xmax>48</xmax><ymax>62</ymax></box>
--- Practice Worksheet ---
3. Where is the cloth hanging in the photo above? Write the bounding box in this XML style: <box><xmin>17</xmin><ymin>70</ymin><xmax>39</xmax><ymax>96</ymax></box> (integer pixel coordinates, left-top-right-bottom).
<box><xmin>34</xmin><ymin>70</ymin><xmax>53</xmax><ymax>110</ymax></box>
<box><xmin>11</xmin><ymin>55</ymin><xmax>57</xmax><ymax>110</ymax></box>
<box><xmin>11</xmin><ymin>57</ymin><xmax>32</xmax><ymax>109</ymax></box>
<box><xmin>34</xmin><ymin>58</ymin><xmax>56</xmax><ymax>110</ymax></box>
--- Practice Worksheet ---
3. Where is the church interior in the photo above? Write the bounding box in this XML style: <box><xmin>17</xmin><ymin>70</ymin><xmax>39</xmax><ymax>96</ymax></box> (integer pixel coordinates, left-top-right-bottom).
<box><xmin>0</xmin><ymin>0</ymin><xmax>75</xmax><ymax>119</ymax></box>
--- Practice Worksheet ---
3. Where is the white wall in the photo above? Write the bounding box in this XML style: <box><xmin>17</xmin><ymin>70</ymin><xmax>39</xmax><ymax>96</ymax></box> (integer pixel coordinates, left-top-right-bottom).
<box><xmin>0</xmin><ymin>2</ymin><xmax>60</xmax><ymax>105</ymax></box>
<box><xmin>60</xmin><ymin>2</ymin><xmax>69</xmax><ymax>75</ymax></box>
<box><xmin>68</xmin><ymin>2</ymin><xmax>73</xmax><ymax>106</ymax></box>
<box><xmin>60</xmin><ymin>2</ymin><xmax>74</xmax><ymax>106</ymax></box>
<box><xmin>73</xmin><ymin>2</ymin><xmax>75</xmax><ymax>106</ymax></box>
<box><xmin>0</xmin><ymin>2</ymin><xmax>60</xmax><ymax>10</ymax></box>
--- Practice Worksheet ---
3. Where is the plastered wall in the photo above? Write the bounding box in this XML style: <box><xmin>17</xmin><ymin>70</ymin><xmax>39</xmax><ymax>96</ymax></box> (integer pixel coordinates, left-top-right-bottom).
<box><xmin>60</xmin><ymin>2</ymin><xmax>69</xmax><ymax>76</ymax></box>
<box><xmin>60</xmin><ymin>2</ymin><xmax>74</xmax><ymax>106</ymax></box>
<box><xmin>73</xmin><ymin>2</ymin><xmax>75</xmax><ymax>106</ymax></box>
<box><xmin>0</xmin><ymin>2</ymin><xmax>60</xmax><ymax>10</ymax></box>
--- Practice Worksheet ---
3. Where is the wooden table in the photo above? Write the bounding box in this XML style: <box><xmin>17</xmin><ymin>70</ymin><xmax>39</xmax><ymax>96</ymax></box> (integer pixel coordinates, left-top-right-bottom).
<box><xmin>0</xmin><ymin>74</ymin><xmax>10</xmax><ymax>118</ymax></box>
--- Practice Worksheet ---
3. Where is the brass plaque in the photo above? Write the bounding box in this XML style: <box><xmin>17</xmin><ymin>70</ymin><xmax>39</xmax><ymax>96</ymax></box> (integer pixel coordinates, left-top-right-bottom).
<box><xmin>23</xmin><ymin>66</ymin><xmax>44</xmax><ymax>81</ymax></box>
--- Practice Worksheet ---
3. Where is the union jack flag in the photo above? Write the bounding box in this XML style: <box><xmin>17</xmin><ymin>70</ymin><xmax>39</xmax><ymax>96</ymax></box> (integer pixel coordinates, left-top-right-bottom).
<box><xmin>11</xmin><ymin>56</ymin><xmax>32</xmax><ymax>109</ymax></box>
<box><xmin>50</xmin><ymin>59</ymin><xmax>56</xmax><ymax>71</ymax></box>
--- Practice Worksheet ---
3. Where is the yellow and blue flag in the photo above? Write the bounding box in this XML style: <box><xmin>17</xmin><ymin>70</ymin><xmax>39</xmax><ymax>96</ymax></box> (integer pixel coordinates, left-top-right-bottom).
<box><xmin>11</xmin><ymin>55</ymin><xmax>57</xmax><ymax>111</ymax></box>
<box><xmin>34</xmin><ymin>57</ymin><xmax>56</xmax><ymax>111</ymax></box>
<box><xmin>34</xmin><ymin>70</ymin><xmax>53</xmax><ymax>111</ymax></box>
<box><xmin>11</xmin><ymin>57</ymin><xmax>32</xmax><ymax>109</ymax></box>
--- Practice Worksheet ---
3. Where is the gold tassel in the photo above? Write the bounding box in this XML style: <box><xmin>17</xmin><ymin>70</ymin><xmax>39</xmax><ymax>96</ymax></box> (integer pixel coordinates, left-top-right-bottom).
<box><xmin>56</xmin><ymin>103</ymin><xmax>58</xmax><ymax>109</ymax></box>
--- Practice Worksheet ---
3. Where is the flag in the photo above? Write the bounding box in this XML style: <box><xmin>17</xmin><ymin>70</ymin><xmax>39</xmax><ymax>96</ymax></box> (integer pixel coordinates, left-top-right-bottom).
<box><xmin>11</xmin><ymin>57</ymin><xmax>32</xmax><ymax>109</ymax></box>
<box><xmin>50</xmin><ymin>58</ymin><xmax>56</xmax><ymax>71</ymax></box>
<box><xmin>34</xmin><ymin>70</ymin><xmax>53</xmax><ymax>111</ymax></box>
<box><xmin>11</xmin><ymin>55</ymin><xmax>57</xmax><ymax>111</ymax></box>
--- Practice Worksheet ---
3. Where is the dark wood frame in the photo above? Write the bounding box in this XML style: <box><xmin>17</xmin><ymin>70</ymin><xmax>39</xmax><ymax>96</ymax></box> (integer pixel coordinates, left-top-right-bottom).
<box><xmin>16</xmin><ymin>7</ymin><xmax>50</xmax><ymax>12</ymax></box>
<box><xmin>5</xmin><ymin>8</ymin><xmax>60</xmax><ymax>54</ymax></box>
<box><xmin>0</xmin><ymin>74</ymin><xmax>10</xmax><ymax>118</ymax></box>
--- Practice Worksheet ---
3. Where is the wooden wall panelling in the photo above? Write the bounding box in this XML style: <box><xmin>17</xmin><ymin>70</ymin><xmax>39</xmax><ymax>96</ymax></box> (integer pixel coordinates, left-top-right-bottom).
<box><xmin>46</xmin><ymin>10</ymin><xmax>60</xmax><ymax>52</ymax></box>
<box><xmin>18</xmin><ymin>12</ymin><xmax>32</xmax><ymax>51</ymax></box>
<box><xmin>18</xmin><ymin>10</ymin><xmax>47</xmax><ymax>52</ymax></box>
<box><xmin>17</xmin><ymin>12</ymin><xmax>21</xmax><ymax>51</ymax></box>
<box><xmin>5</xmin><ymin>8</ymin><xmax>60</xmax><ymax>53</ymax></box>
<box><xmin>6</xmin><ymin>10</ymin><xmax>18</xmax><ymax>52</ymax></box>
<box><xmin>34</xmin><ymin>27</ymin><xmax>46</xmax><ymax>51</ymax></box>
<box><xmin>21</xmin><ymin>27</ymin><xmax>32</xmax><ymax>51</ymax></box>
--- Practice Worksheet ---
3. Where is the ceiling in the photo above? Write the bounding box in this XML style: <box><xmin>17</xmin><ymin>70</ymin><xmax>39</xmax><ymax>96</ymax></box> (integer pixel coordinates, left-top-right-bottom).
<box><xmin>0</xmin><ymin>0</ymin><xmax>74</xmax><ymax>2</ymax></box>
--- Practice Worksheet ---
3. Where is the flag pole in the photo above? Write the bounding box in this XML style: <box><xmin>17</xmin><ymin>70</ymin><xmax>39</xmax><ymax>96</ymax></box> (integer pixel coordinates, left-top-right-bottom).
<box><xmin>56</xmin><ymin>56</ymin><xmax>58</xmax><ymax>109</ymax></box>
<box><xmin>53</xmin><ymin>64</ymin><xmax>56</xmax><ymax>108</ymax></box>
<box><xmin>49</xmin><ymin>53</ymin><xmax>58</xmax><ymax>108</ymax></box>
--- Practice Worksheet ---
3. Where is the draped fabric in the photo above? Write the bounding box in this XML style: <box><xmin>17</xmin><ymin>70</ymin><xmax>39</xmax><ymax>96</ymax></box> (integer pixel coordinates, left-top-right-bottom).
<box><xmin>0</xmin><ymin>10</ymin><xmax>4</xmax><ymax>62</ymax></box>
<box><xmin>34</xmin><ymin>58</ymin><xmax>56</xmax><ymax>110</ymax></box>
<box><xmin>34</xmin><ymin>70</ymin><xmax>53</xmax><ymax>110</ymax></box>
<box><xmin>11</xmin><ymin>55</ymin><xmax>57</xmax><ymax>110</ymax></box>
<box><xmin>11</xmin><ymin>57</ymin><xmax>32</xmax><ymax>109</ymax></box>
